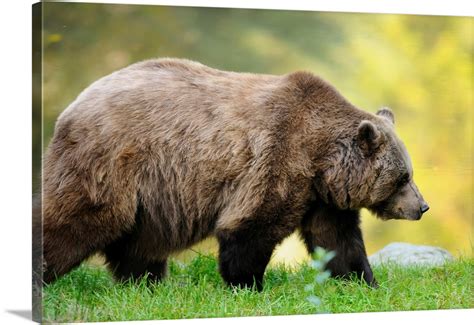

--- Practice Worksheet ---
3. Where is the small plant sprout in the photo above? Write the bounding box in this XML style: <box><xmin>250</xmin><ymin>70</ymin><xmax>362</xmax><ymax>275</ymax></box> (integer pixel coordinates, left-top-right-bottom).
<box><xmin>305</xmin><ymin>246</ymin><xmax>336</xmax><ymax>313</ymax></box>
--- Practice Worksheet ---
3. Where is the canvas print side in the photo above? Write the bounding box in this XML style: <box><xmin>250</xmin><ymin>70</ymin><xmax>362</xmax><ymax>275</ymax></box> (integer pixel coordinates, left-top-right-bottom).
<box><xmin>32</xmin><ymin>2</ymin><xmax>43</xmax><ymax>323</ymax></box>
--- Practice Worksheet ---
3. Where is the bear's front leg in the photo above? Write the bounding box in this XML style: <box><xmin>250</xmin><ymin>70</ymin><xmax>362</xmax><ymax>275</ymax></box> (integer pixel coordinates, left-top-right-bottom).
<box><xmin>217</xmin><ymin>226</ymin><xmax>276</xmax><ymax>291</ymax></box>
<box><xmin>301</xmin><ymin>204</ymin><xmax>377</xmax><ymax>287</ymax></box>
<box><xmin>216</xmin><ymin>179</ymin><xmax>305</xmax><ymax>291</ymax></box>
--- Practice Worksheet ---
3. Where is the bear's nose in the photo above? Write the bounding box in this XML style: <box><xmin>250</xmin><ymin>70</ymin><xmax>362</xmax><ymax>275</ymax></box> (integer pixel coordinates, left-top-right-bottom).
<box><xmin>420</xmin><ymin>203</ymin><xmax>430</xmax><ymax>214</ymax></box>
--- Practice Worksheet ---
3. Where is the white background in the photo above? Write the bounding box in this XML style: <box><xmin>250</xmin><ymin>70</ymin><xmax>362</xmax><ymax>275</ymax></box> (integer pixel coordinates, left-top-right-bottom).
<box><xmin>0</xmin><ymin>0</ymin><xmax>472</xmax><ymax>324</ymax></box>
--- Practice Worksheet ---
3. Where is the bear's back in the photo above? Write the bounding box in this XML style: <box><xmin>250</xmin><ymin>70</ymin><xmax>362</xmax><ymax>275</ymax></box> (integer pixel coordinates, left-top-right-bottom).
<box><xmin>57</xmin><ymin>58</ymin><xmax>287</xmax><ymax>141</ymax></box>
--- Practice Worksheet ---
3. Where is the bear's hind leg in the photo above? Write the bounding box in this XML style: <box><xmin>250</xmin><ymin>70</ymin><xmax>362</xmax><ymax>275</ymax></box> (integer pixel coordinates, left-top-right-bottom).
<box><xmin>103</xmin><ymin>201</ymin><xmax>169</xmax><ymax>284</ymax></box>
<box><xmin>301</xmin><ymin>204</ymin><xmax>377</xmax><ymax>287</ymax></box>
<box><xmin>43</xmin><ymin>220</ymin><xmax>119</xmax><ymax>284</ymax></box>
<box><xmin>42</xmin><ymin>195</ymin><xmax>137</xmax><ymax>284</ymax></box>
<box><xmin>43</xmin><ymin>224</ymin><xmax>91</xmax><ymax>284</ymax></box>
<box><xmin>104</xmin><ymin>235</ymin><xmax>168</xmax><ymax>284</ymax></box>
<box><xmin>106</xmin><ymin>255</ymin><xmax>168</xmax><ymax>284</ymax></box>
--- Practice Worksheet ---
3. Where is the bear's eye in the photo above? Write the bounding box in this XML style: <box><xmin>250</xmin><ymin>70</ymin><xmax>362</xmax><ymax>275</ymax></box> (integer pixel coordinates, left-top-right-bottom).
<box><xmin>397</xmin><ymin>173</ymin><xmax>410</xmax><ymax>186</ymax></box>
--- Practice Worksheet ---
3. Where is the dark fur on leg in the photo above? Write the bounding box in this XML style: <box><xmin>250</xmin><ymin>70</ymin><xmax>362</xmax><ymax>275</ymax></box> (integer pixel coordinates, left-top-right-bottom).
<box><xmin>217</xmin><ymin>215</ymin><xmax>297</xmax><ymax>291</ymax></box>
<box><xmin>104</xmin><ymin>203</ymin><xmax>168</xmax><ymax>284</ymax></box>
<box><xmin>146</xmin><ymin>260</ymin><xmax>168</xmax><ymax>283</ymax></box>
<box><xmin>104</xmin><ymin>233</ymin><xmax>168</xmax><ymax>284</ymax></box>
<box><xmin>217</xmin><ymin>232</ymin><xmax>273</xmax><ymax>291</ymax></box>
<box><xmin>301</xmin><ymin>203</ymin><xmax>377</xmax><ymax>287</ymax></box>
<box><xmin>105</xmin><ymin>250</ymin><xmax>167</xmax><ymax>284</ymax></box>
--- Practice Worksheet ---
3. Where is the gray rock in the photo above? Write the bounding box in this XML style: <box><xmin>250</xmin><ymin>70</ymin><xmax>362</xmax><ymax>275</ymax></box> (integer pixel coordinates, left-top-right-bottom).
<box><xmin>369</xmin><ymin>242</ymin><xmax>454</xmax><ymax>267</ymax></box>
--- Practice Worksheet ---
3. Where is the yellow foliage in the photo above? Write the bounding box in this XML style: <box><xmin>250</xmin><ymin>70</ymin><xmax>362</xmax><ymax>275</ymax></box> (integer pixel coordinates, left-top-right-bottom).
<box><xmin>47</xmin><ymin>33</ymin><xmax>62</xmax><ymax>44</ymax></box>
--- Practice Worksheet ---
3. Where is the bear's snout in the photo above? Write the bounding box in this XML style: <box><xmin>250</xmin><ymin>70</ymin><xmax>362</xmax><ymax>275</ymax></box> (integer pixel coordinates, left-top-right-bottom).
<box><xmin>420</xmin><ymin>203</ymin><xmax>430</xmax><ymax>214</ymax></box>
<box><xmin>369</xmin><ymin>181</ymin><xmax>429</xmax><ymax>221</ymax></box>
<box><xmin>412</xmin><ymin>202</ymin><xmax>430</xmax><ymax>220</ymax></box>
<box><xmin>405</xmin><ymin>198</ymin><xmax>429</xmax><ymax>221</ymax></box>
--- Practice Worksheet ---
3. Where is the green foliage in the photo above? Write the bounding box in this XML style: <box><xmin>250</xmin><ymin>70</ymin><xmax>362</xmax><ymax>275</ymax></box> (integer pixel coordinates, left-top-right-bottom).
<box><xmin>37</xmin><ymin>3</ymin><xmax>473</xmax><ymax>259</ymax></box>
<box><xmin>42</xmin><ymin>256</ymin><xmax>474</xmax><ymax>322</ymax></box>
<box><xmin>305</xmin><ymin>247</ymin><xmax>336</xmax><ymax>312</ymax></box>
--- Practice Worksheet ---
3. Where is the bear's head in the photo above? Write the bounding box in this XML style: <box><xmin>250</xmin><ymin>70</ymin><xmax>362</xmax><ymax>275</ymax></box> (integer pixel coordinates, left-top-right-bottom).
<box><xmin>316</xmin><ymin>107</ymin><xmax>429</xmax><ymax>221</ymax></box>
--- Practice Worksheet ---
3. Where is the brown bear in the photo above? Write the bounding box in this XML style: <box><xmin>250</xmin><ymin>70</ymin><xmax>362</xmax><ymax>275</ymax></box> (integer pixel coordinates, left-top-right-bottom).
<box><xmin>40</xmin><ymin>58</ymin><xmax>429</xmax><ymax>290</ymax></box>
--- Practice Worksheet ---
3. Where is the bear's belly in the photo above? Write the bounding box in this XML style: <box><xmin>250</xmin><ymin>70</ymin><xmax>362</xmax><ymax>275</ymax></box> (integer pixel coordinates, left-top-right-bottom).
<box><xmin>120</xmin><ymin>198</ymin><xmax>221</xmax><ymax>260</ymax></box>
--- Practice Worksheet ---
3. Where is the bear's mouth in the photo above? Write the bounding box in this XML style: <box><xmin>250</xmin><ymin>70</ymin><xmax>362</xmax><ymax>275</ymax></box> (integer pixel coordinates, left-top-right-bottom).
<box><xmin>368</xmin><ymin>204</ymin><xmax>405</xmax><ymax>221</ymax></box>
<box><xmin>369</xmin><ymin>205</ymin><xmax>422</xmax><ymax>221</ymax></box>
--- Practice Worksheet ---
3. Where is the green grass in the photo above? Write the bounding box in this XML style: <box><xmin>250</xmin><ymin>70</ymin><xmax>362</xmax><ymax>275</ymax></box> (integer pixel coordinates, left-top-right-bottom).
<box><xmin>42</xmin><ymin>256</ymin><xmax>474</xmax><ymax>323</ymax></box>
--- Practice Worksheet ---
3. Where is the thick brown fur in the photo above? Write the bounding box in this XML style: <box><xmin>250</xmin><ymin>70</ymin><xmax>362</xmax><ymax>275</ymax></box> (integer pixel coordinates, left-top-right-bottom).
<box><xmin>42</xmin><ymin>58</ymin><xmax>428</xmax><ymax>288</ymax></box>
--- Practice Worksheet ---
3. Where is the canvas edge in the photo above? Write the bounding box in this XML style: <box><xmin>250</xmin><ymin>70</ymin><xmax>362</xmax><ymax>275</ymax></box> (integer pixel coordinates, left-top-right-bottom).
<box><xmin>32</xmin><ymin>2</ymin><xmax>43</xmax><ymax>323</ymax></box>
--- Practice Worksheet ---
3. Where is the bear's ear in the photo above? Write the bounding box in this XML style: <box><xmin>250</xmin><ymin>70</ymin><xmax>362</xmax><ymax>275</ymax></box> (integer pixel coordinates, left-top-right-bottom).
<box><xmin>376</xmin><ymin>107</ymin><xmax>395</xmax><ymax>124</ymax></box>
<box><xmin>357</xmin><ymin>120</ymin><xmax>383</xmax><ymax>156</ymax></box>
